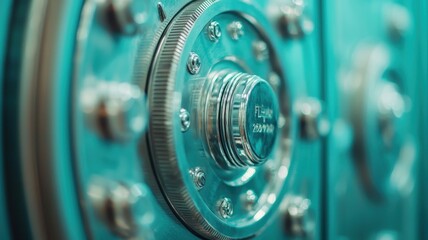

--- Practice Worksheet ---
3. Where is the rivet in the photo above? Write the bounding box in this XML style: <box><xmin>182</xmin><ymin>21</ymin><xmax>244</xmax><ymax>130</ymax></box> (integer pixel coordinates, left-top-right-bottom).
<box><xmin>218</xmin><ymin>197</ymin><xmax>234</xmax><ymax>219</ymax></box>
<box><xmin>207</xmin><ymin>21</ymin><xmax>222</xmax><ymax>42</ymax></box>
<box><xmin>179</xmin><ymin>108</ymin><xmax>191</xmax><ymax>132</ymax></box>
<box><xmin>187</xmin><ymin>52</ymin><xmax>202</xmax><ymax>75</ymax></box>
<box><xmin>228</xmin><ymin>21</ymin><xmax>244</xmax><ymax>40</ymax></box>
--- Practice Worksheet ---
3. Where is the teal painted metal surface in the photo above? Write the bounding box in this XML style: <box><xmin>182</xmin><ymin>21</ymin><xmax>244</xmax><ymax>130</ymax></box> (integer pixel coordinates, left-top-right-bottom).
<box><xmin>2</xmin><ymin>1</ymin><xmax>86</xmax><ymax>239</ymax></box>
<box><xmin>3</xmin><ymin>1</ymin><xmax>33</xmax><ymax>238</ymax></box>
<box><xmin>0</xmin><ymin>0</ymin><xmax>12</xmax><ymax>239</ymax></box>
<box><xmin>324</xmin><ymin>0</ymin><xmax>420</xmax><ymax>239</ymax></box>
<box><xmin>417</xmin><ymin>0</ymin><xmax>428</xmax><ymax>238</ymax></box>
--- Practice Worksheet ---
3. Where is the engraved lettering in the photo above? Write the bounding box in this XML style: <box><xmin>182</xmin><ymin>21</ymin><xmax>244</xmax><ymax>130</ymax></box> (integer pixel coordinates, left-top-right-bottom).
<box><xmin>252</xmin><ymin>123</ymin><xmax>275</xmax><ymax>134</ymax></box>
<box><xmin>254</xmin><ymin>105</ymin><xmax>273</xmax><ymax>123</ymax></box>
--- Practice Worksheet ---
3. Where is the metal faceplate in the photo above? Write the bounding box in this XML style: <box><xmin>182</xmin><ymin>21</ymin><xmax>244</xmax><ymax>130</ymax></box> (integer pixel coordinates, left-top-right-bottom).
<box><xmin>145</xmin><ymin>0</ymin><xmax>293</xmax><ymax>238</ymax></box>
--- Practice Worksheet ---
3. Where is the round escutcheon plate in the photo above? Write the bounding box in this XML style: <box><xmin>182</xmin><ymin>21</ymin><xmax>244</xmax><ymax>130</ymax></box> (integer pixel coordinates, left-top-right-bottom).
<box><xmin>145</xmin><ymin>0</ymin><xmax>294</xmax><ymax>239</ymax></box>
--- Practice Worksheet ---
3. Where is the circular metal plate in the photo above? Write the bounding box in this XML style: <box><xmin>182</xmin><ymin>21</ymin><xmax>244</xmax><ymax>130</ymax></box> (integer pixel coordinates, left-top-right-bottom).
<box><xmin>145</xmin><ymin>0</ymin><xmax>293</xmax><ymax>238</ymax></box>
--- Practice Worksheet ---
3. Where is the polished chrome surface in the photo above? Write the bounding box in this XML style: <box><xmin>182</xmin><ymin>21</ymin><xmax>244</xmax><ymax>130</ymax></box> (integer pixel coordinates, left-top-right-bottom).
<box><xmin>217</xmin><ymin>197</ymin><xmax>234</xmax><ymax>219</ymax></box>
<box><xmin>207</xmin><ymin>20</ymin><xmax>222</xmax><ymax>42</ymax></box>
<box><xmin>187</xmin><ymin>52</ymin><xmax>202</xmax><ymax>75</ymax></box>
<box><xmin>189</xmin><ymin>167</ymin><xmax>206</xmax><ymax>190</ymax></box>
<box><xmin>206</xmin><ymin>72</ymin><xmax>279</xmax><ymax>168</ymax></box>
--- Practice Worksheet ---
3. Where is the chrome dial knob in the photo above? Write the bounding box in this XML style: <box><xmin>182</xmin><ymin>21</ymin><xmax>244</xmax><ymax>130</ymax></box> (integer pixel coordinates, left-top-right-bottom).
<box><xmin>207</xmin><ymin>72</ymin><xmax>279</xmax><ymax>168</ymax></box>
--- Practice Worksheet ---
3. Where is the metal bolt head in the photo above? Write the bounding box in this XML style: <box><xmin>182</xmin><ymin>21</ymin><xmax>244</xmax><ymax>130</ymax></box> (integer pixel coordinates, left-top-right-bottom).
<box><xmin>218</xmin><ymin>198</ymin><xmax>234</xmax><ymax>219</ymax></box>
<box><xmin>110</xmin><ymin>0</ymin><xmax>149</xmax><ymax>35</ymax></box>
<box><xmin>296</xmin><ymin>98</ymin><xmax>323</xmax><ymax>140</ymax></box>
<box><xmin>384</xmin><ymin>3</ymin><xmax>410</xmax><ymax>41</ymax></box>
<box><xmin>253</xmin><ymin>40</ymin><xmax>269</xmax><ymax>61</ymax></box>
<box><xmin>179</xmin><ymin>108</ymin><xmax>191</xmax><ymax>132</ymax></box>
<box><xmin>228</xmin><ymin>21</ymin><xmax>244</xmax><ymax>40</ymax></box>
<box><xmin>278</xmin><ymin>2</ymin><xmax>313</xmax><ymax>38</ymax></box>
<box><xmin>376</xmin><ymin>81</ymin><xmax>407</xmax><ymax>148</ymax></box>
<box><xmin>283</xmin><ymin>197</ymin><xmax>314</xmax><ymax>237</ymax></box>
<box><xmin>88</xmin><ymin>179</ymin><xmax>154</xmax><ymax>238</ymax></box>
<box><xmin>187</xmin><ymin>52</ymin><xmax>201</xmax><ymax>75</ymax></box>
<box><xmin>207</xmin><ymin>21</ymin><xmax>222</xmax><ymax>42</ymax></box>
<box><xmin>81</xmin><ymin>82</ymin><xmax>147</xmax><ymax>142</ymax></box>
<box><xmin>241</xmin><ymin>190</ymin><xmax>257</xmax><ymax>211</ymax></box>
<box><xmin>190</xmin><ymin>167</ymin><xmax>206</xmax><ymax>190</ymax></box>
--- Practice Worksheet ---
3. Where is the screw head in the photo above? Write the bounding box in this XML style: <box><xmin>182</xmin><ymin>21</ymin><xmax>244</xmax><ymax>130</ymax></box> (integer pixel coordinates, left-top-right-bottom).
<box><xmin>179</xmin><ymin>108</ymin><xmax>191</xmax><ymax>132</ymax></box>
<box><xmin>190</xmin><ymin>167</ymin><xmax>206</xmax><ymax>190</ymax></box>
<box><xmin>253</xmin><ymin>40</ymin><xmax>269</xmax><ymax>61</ymax></box>
<box><xmin>218</xmin><ymin>198</ymin><xmax>234</xmax><ymax>219</ymax></box>
<box><xmin>227</xmin><ymin>21</ymin><xmax>244</xmax><ymax>40</ymax></box>
<box><xmin>207</xmin><ymin>21</ymin><xmax>222</xmax><ymax>42</ymax></box>
<box><xmin>187</xmin><ymin>52</ymin><xmax>201</xmax><ymax>75</ymax></box>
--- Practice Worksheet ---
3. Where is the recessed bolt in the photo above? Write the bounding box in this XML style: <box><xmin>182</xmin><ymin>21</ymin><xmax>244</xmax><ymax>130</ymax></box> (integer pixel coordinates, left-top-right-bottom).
<box><xmin>179</xmin><ymin>108</ymin><xmax>191</xmax><ymax>132</ymax></box>
<box><xmin>218</xmin><ymin>197</ymin><xmax>234</xmax><ymax>219</ymax></box>
<box><xmin>189</xmin><ymin>167</ymin><xmax>206</xmax><ymax>190</ymax></box>
<box><xmin>187</xmin><ymin>52</ymin><xmax>201</xmax><ymax>75</ymax></box>
<box><xmin>207</xmin><ymin>21</ymin><xmax>222</xmax><ymax>42</ymax></box>
<box><xmin>109</xmin><ymin>0</ymin><xmax>149</xmax><ymax>35</ymax></box>
<box><xmin>228</xmin><ymin>21</ymin><xmax>244</xmax><ymax>40</ymax></box>
<box><xmin>241</xmin><ymin>190</ymin><xmax>257</xmax><ymax>211</ymax></box>
<box><xmin>253</xmin><ymin>40</ymin><xmax>269</xmax><ymax>61</ymax></box>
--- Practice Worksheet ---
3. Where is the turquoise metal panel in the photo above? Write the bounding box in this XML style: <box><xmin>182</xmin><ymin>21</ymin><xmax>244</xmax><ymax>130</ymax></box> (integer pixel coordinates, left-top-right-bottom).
<box><xmin>0</xmin><ymin>0</ymin><xmax>12</xmax><ymax>239</ymax></box>
<box><xmin>2</xmin><ymin>1</ymin><xmax>86</xmax><ymax>239</ymax></box>
<box><xmin>417</xmin><ymin>0</ymin><xmax>428</xmax><ymax>238</ymax></box>
<box><xmin>323</xmin><ymin>0</ymin><xmax>420</xmax><ymax>239</ymax></box>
